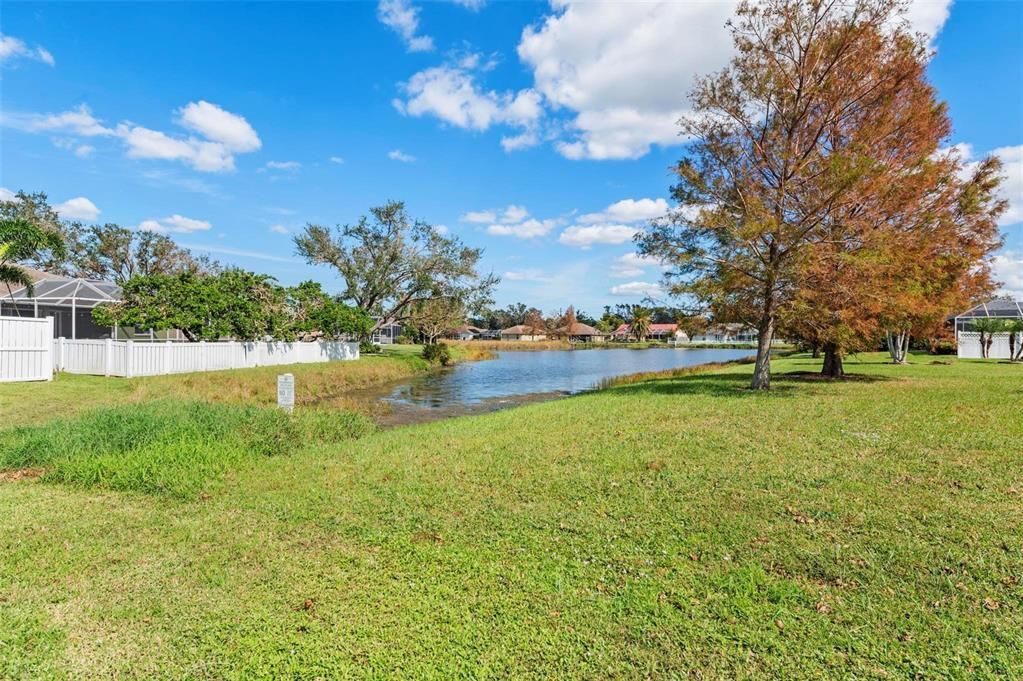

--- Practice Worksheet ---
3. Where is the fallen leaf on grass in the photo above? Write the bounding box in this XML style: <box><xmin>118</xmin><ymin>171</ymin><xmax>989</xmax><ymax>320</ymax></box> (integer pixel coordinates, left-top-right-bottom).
<box><xmin>983</xmin><ymin>598</ymin><xmax>1000</xmax><ymax>611</ymax></box>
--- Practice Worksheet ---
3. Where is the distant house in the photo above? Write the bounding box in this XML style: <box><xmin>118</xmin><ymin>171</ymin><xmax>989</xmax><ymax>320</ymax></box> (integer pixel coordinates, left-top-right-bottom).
<box><xmin>500</xmin><ymin>324</ymin><xmax>547</xmax><ymax>341</ymax></box>
<box><xmin>611</xmin><ymin>322</ymin><xmax>687</xmax><ymax>342</ymax></box>
<box><xmin>554</xmin><ymin>321</ymin><xmax>606</xmax><ymax>343</ymax></box>
<box><xmin>371</xmin><ymin>320</ymin><xmax>402</xmax><ymax>344</ymax></box>
<box><xmin>447</xmin><ymin>325</ymin><xmax>487</xmax><ymax>341</ymax></box>
<box><xmin>690</xmin><ymin>323</ymin><xmax>757</xmax><ymax>343</ymax></box>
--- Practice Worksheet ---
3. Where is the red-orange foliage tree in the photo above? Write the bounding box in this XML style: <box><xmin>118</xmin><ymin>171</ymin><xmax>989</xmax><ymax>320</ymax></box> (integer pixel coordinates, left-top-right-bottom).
<box><xmin>638</xmin><ymin>0</ymin><xmax>1006</xmax><ymax>388</ymax></box>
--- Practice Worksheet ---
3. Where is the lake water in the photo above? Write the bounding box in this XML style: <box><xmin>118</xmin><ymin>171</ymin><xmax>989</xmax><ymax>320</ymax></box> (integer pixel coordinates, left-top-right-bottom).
<box><xmin>374</xmin><ymin>347</ymin><xmax>755</xmax><ymax>424</ymax></box>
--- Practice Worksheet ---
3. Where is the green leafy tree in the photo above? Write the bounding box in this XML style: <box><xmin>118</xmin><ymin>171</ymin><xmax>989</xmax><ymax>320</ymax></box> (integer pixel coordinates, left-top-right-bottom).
<box><xmin>76</xmin><ymin>224</ymin><xmax>218</xmax><ymax>283</ymax></box>
<box><xmin>631</xmin><ymin>308</ymin><xmax>652</xmax><ymax>342</ymax></box>
<box><xmin>294</xmin><ymin>201</ymin><xmax>498</xmax><ymax>335</ymax></box>
<box><xmin>93</xmin><ymin>270</ymin><xmax>286</xmax><ymax>341</ymax></box>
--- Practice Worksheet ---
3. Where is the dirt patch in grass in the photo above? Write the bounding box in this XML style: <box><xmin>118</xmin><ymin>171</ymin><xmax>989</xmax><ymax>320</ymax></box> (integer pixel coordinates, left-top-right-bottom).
<box><xmin>0</xmin><ymin>468</ymin><xmax>45</xmax><ymax>482</ymax></box>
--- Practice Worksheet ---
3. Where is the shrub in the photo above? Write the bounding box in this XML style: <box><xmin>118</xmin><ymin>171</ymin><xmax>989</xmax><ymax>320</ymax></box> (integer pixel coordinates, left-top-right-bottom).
<box><xmin>422</xmin><ymin>342</ymin><xmax>452</xmax><ymax>366</ymax></box>
<box><xmin>359</xmin><ymin>339</ymin><xmax>380</xmax><ymax>355</ymax></box>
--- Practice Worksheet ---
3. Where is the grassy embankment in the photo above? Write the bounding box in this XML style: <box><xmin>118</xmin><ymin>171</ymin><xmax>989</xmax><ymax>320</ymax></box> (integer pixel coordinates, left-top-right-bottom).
<box><xmin>1</xmin><ymin>353</ymin><xmax>1021</xmax><ymax>677</ymax></box>
<box><xmin>0</xmin><ymin>344</ymin><xmax>442</xmax><ymax>427</ymax></box>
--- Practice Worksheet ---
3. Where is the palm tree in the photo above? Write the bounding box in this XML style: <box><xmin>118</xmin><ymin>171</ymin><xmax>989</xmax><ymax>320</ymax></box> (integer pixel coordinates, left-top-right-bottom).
<box><xmin>970</xmin><ymin>318</ymin><xmax>1005</xmax><ymax>359</ymax></box>
<box><xmin>0</xmin><ymin>218</ymin><xmax>66</xmax><ymax>296</ymax></box>
<box><xmin>1004</xmin><ymin>319</ymin><xmax>1023</xmax><ymax>361</ymax></box>
<box><xmin>631</xmin><ymin>308</ymin><xmax>652</xmax><ymax>342</ymax></box>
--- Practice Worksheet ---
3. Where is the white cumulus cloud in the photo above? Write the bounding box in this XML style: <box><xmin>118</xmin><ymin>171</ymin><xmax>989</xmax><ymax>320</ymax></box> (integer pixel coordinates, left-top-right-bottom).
<box><xmin>0</xmin><ymin>34</ymin><xmax>54</xmax><ymax>66</ymax></box>
<box><xmin>951</xmin><ymin>143</ymin><xmax>1023</xmax><ymax>227</ymax></box>
<box><xmin>395</xmin><ymin>63</ymin><xmax>542</xmax><ymax>152</ymax></box>
<box><xmin>610</xmin><ymin>252</ymin><xmax>666</xmax><ymax>279</ymax></box>
<box><xmin>139</xmin><ymin>214</ymin><xmax>212</xmax><ymax>234</ymax></box>
<box><xmin>559</xmin><ymin>224</ymin><xmax>639</xmax><ymax>249</ymax></box>
<box><xmin>176</xmin><ymin>101</ymin><xmax>261</xmax><ymax>153</ymax></box>
<box><xmin>579</xmin><ymin>198</ymin><xmax>669</xmax><ymax>224</ymax></box>
<box><xmin>388</xmin><ymin>149</ymin><xmax>416</xmax><ymax>163</ymax></box>
<box><xmin>487</xmin><ymin>218</ymin><xmax>558</xmax><ymax>239</ymax></box>
<box><xmin>264</xmin><ymin>160</ymin><xmax>301</xmax><ymax>171</ymax></box>
<box><xmin>462</xmin><ymin>209</ymin><xmax>496</xmax><ymax>224</ymax></box>
<box><xmin>54</xmin><ymin>197</ymin><xmax>100</xmax><ymax>221</ymax></box>
<box><xmin>3</xmin><ymin>101</ymin><xmax>261</xmax><ymax>173</ymax></box>
<box><xmin>270</xmin><ymin>224</ymin><xmax>289</xmax><ymax>235</ymax></box>
<box><xmin>993</xmin><ymin>252</ymin><xmax>1023</xmax><ymax>299</ymax></box>
<box><xmin>517</xmin><ymin>0</ymin><xmax>952</xmax><ymax>160</ymax></box>
<box><xmin>610</xmin><ymin>281</ymin><xmax>664</xmax><ymax>298</ymax></box>
<box><xmin>378</xmin><ymin>0</ymin><xmax>434</xmax><ymax>52</ymax></box>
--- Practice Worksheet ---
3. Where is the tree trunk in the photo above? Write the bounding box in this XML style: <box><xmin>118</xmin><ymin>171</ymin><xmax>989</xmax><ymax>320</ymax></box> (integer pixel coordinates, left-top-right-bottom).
<box><xmin>811</xmin><ymin>343</ymin><xmax>820</xmax><ymax>359</ymax></box>
<box><xmin>1009</xmin><ymin>333</ymin><xmax>1017</xmax><ymax>362</ymax></box>
<box><xmin>886</xmin><ymin>329</ymin><xmax>909</xmax><ymax>364</ymax></box>
<box><xmin>750</xmin><ymin>312</ymin><xmax>774</xmax><ymax>390</ymax></box>
<box><xmin>821</xmin><ymin>342</ymin><xmax>844</xmax><ymax>378</ymax></box>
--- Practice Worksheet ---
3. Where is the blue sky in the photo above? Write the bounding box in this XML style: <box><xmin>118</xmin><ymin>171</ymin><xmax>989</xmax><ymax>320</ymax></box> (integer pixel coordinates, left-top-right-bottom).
<box><xmin>2</xmin><ymin>0</ymin><xmax>1021</xmax><ymax>314</ymax></box>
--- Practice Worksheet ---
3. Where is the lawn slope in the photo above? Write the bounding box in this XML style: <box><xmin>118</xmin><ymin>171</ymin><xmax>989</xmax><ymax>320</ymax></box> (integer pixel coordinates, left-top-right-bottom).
<box><xmin>1</xmin><ymin>354</ymin><xmax>1020</xmax><ymax>678</ymax></box>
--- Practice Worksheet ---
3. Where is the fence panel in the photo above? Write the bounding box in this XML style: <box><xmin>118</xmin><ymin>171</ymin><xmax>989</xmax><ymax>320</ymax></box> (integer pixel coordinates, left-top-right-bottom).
<box><xmin>51</xmin><ymin>339</ymin><xmax>359</xmax><ymax>377</ymax></box>
<box><xmin>957</xmin><ymin>331</ymin><xmax>1014</xmax><ymax>359</ymax></box>
<box><xmin>0</xmin><ymin>316</ymin><xmax>53</xmax><ymax>382</ymax></box>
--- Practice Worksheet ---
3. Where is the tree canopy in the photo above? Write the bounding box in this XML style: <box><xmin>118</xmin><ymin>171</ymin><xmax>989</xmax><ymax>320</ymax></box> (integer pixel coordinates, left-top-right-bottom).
<box><xmin>294</xmin><ymin>201</ymin><xmax>498</xmax><ymax>334</ymax></box>
<box><xmin>638</xmin><ymin>0</ymin><xmax>1005</xmax><ymax>388</ymax></box>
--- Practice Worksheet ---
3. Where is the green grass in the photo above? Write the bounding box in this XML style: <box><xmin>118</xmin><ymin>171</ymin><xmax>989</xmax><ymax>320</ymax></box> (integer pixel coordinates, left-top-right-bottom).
<box><xmin>0</xmin><ymin>400</ymin><xmax>373</xmax><ymax>498</ymax></box>
<box><xmin>0</xmin><ymin>353</ymin><xmax>1020</xmax><ymax>678</ymax></box>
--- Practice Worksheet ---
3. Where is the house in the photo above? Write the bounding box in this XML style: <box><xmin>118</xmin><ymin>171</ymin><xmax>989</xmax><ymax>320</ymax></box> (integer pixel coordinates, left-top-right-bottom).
<box><xmin>690</xmin><ymin>323</ymin><xmax>757</xmax><ymax>343</ymax></box>
<box><xmin>554</xmin><ymin>321</ymin><xmax>606</xmax><ymax>343</ymax></box>
<box><xmin>0</xmin><ymin>269</ymin><xmax>122</xmax><ymax>339</ymax></box>
<box><xmin>371</xmin><ymin>320</ymin><xmax>403</xmax><ymax>344</ymax></box>
<box><xmin>499</xmin><ymin>324</ymin><xmax>547</xmax><ymax>341</ymax></box>
<box><xmin>611</xmin><ymin>322</ymin><xmax>687</xmax><ymax>342</ymax></box>
<box><xmin>447</xmin><ymin>325</ymin><xmax>487</xmax><ymax>341</ymax></box>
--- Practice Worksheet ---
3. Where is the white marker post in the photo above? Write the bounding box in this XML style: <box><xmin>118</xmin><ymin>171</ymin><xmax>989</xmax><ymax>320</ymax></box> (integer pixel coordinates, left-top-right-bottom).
<box><xmin>277</xmin><ymin>373</ymin><xmax>295</xmax><ymax>414</ymax></box>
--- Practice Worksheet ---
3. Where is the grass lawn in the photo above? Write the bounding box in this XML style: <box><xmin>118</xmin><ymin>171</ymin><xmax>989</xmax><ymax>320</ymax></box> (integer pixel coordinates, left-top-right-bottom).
<box><xmin>1</xmin><ymin>353</ymin><xmax>1020</xmax><ymax>678</ymax></box>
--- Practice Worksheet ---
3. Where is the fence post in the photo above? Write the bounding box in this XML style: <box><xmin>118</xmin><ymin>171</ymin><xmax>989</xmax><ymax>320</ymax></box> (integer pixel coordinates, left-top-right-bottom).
<box><xmin>199</xmin><ymin>340</ymin><xmax>207</xmax><ymax>372</ymax></box>
<box><xmin>125</xmin><ymin>340</ymin><xmax>134</xmax><ymax>378</ymax></box>
<box><xmin>104</xmin><ymin>338</ymin><xmax>113</xmax><ymax>377</ymax></box>
<box><xmin>45</xmin><ymin>317</ymin><xmax>54</xmax><ymax>380</ymax></box>
<box><xmin>57</xmin><ymin>336</ymin><xmax>65</xmax><ymax>372</ymax></box>
<box><xmin>228</xmin><ymin>340</ymin><xmax>236</xmax><ymax>370</ymax></box>
<box><xmin>164</xmin><ymin>341</ymin><xmax>172</xmax><ymax>374</ymax></box>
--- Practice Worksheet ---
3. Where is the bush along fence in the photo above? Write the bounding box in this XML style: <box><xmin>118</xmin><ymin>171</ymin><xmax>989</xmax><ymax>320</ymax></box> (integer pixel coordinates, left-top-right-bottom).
<box><xmin>52</xmin><ymin>338</ymin><xmax>359</xmax><ymax>378</ymax></box>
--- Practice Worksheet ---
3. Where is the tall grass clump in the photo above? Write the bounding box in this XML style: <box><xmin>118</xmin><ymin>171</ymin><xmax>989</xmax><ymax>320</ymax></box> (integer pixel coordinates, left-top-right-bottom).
<box><xmin>0</xmin><ymin>400</ymin><xmax>373</xmax><ymax>498</ymax></box>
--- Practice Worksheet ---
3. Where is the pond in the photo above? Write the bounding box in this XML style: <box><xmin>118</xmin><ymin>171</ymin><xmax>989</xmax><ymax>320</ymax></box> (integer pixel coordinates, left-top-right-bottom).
<box><xmin>370</xmin><ymin>347</ymin><xmax>756</xmax><ymax>425</ymax></box>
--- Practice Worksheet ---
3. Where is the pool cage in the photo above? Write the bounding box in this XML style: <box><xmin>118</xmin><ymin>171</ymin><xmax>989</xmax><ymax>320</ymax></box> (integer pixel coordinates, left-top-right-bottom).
<box><xmin>953</xmin><ymin>299</ymin><xmax>1023</xmax><ymax>359</ymax></box>
<box><xmin>0</xmin><ymin>277</ymin><xmax>121</xmax><ymax>339</ymax></box>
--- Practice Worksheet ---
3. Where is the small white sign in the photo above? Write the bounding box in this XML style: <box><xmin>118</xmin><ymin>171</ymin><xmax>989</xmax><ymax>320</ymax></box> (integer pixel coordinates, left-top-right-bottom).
<box><xmin>277</xmin><ymin>373</ymin><xmax>295</xmax><ymax>413</ymax></box>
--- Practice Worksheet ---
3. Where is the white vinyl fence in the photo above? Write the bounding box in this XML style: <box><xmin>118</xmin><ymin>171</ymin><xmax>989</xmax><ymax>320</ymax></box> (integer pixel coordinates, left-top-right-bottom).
<box><xmin>957</xmin><ymin>331</ymin><xmax>1016</xmax><ymax>359</ymax></box>
<box><xmin>53</xmin><ymin>339</ymin><xmax>359</xmax><ymax>377</ymax></box>
<box><xmin>0</xmin><ymin>316</ymin><xmax>54</xmax><ymax>382</ymax></box>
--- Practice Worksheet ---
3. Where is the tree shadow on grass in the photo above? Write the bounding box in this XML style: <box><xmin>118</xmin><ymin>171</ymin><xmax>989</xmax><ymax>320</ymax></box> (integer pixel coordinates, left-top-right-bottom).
<box><xmin>602</xmin><ymin>367</ymin><xmax>890</xmax><ymax>400</ymax></box>
<box><xmin>606</xmin><ymin>372</ymin><xmax>798</xmax><ymax>399</ymax></box>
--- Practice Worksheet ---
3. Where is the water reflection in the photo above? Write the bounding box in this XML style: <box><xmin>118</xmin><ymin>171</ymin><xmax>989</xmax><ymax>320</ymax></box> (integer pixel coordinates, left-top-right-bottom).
<box><xmin>376</xmin><ymin>348</ymin><xmax>754</xmax><ymax>424</ymax></box>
